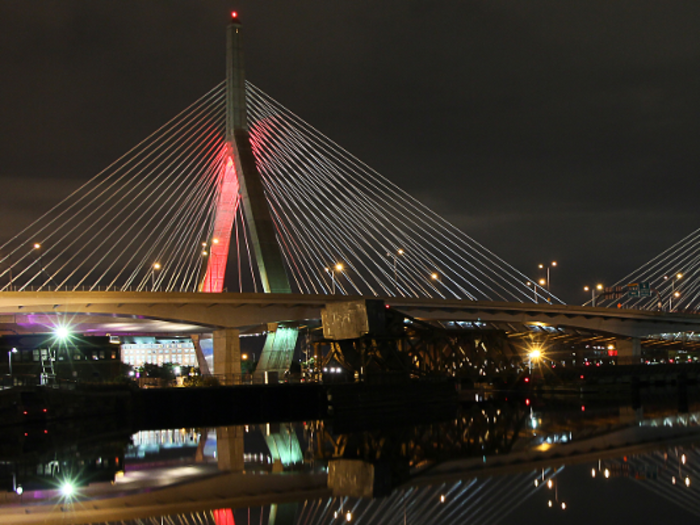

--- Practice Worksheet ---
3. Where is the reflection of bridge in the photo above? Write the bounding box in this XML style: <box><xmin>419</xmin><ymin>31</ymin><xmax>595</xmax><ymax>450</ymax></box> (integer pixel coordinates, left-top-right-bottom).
<box><xmin>1</xmin><ymin>12</ymin><xmax>700</xmax><ymax>375</ymax></box>
<box><xmin>5</xmin><ymin>408</ymin><xmax>700</xmax><ymax>525</ymax></box>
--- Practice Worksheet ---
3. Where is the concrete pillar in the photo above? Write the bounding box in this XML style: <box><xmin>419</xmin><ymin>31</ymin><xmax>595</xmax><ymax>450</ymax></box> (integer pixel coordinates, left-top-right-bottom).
<box><xmin>216</xmin><ymin>426</ymin><xmax>244</xmax><ymax>472</ymax></box>
<box><xmin>213</xmin><ymin>328</ymin><xmax>241</xmax><ymax>379</ymax></box>
<box><xmin>616</xmin><ymin>337</ymin><xmax>641</xmax><ymax>365</ymax></box>
<box><xmin>190</xmin><ymin>334</ymin><xmax>211</xmax><ymax>376</ymax></box>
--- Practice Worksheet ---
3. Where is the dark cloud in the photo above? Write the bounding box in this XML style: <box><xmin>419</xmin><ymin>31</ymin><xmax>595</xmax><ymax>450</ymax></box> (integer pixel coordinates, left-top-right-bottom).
<box><xmin>1</xmin><ymin>1</ymin><xmax>698</xmax><ymax>302</ymax></box>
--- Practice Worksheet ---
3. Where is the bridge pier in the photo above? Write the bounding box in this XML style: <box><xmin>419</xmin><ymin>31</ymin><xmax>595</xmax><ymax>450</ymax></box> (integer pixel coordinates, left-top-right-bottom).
<box><xmin>213</xmin><ymin>328</ymin><xmax>242</xmax><ymax>378</ymax></box>
<box><xmin>616</xmin><ymin>337</ymin><xmax>641</xmax><ymax>365</ymax></box>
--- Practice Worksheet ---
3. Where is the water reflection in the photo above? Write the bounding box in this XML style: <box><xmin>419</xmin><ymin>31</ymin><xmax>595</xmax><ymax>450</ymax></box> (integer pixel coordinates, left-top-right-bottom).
<box><xmin>3</xmin><ymin>395</ymin><xmax>700</xmax><ymax>523</ymax></box>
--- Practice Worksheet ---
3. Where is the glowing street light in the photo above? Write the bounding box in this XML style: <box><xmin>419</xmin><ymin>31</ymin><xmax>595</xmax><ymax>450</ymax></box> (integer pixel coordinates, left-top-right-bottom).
<box><xmin>386</xmin><ymin>248</ymin><xmax>405</xmax><ymax>289</ymax></box>
<box><xmin>54</xmin><ymin>326</ymin><xmax>70</xmax><ymax>341</ymax></box>
<box><xmin>151</xmin><ymin>262</ymin><xmax>162</xmax><ymax>291</ymax></box>
<box><xmin>583</xmin><ymin>284</ymin><xmax>604</xmax><ymax>307</ymax></box>
<box><xmin>666</xmin><ymin>273</ymin><xmax>684</xmax><ymax>312</ymax></box>
<box><xmin>32</xmin><ymin>243</ymin><xmax>46</xmax><ymax>287</ymax></box>
<box><xmin>59</xmin><ymin>480</ymin><xmax>76</xmax><ymax>498</ymax></box>
<box><xmin>526</xmin><ymin>281</ymin><xmax>538</xmax><ymax>302</ymax></box>
<box><xmin>538</xmin><ymin>261</ymin><xmax>557</xmax><ymax>292</ymax></box>
<box><xmin>528</xmin><ymin>347</ymin><xmax>542</xmax><ymax>373</ymax></box>
<box><xmin>325</xmin><ymin>263</ymin><xmax>344</xmax><ymax>294</ymax></box>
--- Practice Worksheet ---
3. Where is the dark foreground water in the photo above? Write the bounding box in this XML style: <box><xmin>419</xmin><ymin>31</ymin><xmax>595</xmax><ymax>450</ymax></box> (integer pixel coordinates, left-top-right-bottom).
<box><xmin>2</xmin><ymin>390</ymin><xmax>700</xmax><ymax>524</ymax></box>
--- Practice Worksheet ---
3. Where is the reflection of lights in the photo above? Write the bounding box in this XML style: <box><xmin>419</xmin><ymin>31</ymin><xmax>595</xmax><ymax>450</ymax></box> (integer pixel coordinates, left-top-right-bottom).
<box><xmin>534</xmin><ymin>479</ymin><xmax>539</xmax><ymax>487</ymax></box>
<box><xmin>682</xmin><ymin>454</ymin><xmax>687</xmax><ymax>465</ymax></box>
<box><xmin>561</xmin><ymin>502</ymin><xmax>567</xmax><ymax>510</ymax></box>
<box><xmin>548</xmin><ymin>500</ymin><xmax>553</xmax><ymax>508</ymax></box>
<box><xmin>686</xmin><ymin>477</ymin><xmax>691</xmax><ymax>487</ymax></box>
<box><xmin>672</xmin><ymin>476</ymin><xmax>677</xmax><ymax>485</ymax></box>
<box><xmin>591</xmin><ymin>468</ymin><xmax>596</xmax><ymax>478</ymax></box>
<box><xmin>345</xmin><ymin>511</ymin><xmax>352</xmax><ymax>522</ymax></box>
<box><xmin>440</xmin><ymin>494</ymin><xmax>446</xmax><ymax>503</ymax></box>
<box><xmin>604</xmin><ymin>469</ymin><xmax>610</xmax><ymax>479</ymax></box>
<box><xmin>334</xmin><ymin>511</ymin><xmax>338</xmax><ymax>519</ymax></box>
<box><xmin>547</xmin><ymin>479</ymin><xmax>553</xmax><ymax>489</ymax></box>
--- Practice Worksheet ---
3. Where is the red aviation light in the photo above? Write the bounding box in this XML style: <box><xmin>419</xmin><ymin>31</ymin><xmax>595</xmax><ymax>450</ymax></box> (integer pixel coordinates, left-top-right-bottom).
<box><xmin>231</xmin><ymin>11</ymin><xmax>238</xmax><ymax>19</ymax></box>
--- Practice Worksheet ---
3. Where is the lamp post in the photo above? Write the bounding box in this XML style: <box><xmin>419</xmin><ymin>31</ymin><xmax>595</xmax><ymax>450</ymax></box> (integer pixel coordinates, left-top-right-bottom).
<box><xmin>151</xmin><ymin>262</ymin><xmax>161</xmax><ymax>291</ymax></box>
<box><xmin>8</xmin><ymin>348</ymin><xmax>17</xmax><ymax>376</ymax></box>
<box><xmin>665</xmin><ymin>273</ymin><xmax>683</xmax><ymax>312</ymax></box>
<box><xmin>387</xmin><ymin>248</ymin><xmax>404</xmax><ymax>289</ymax></box>
<box><xmin>584</xmin><ymin>284</ymin><xmax>604</xmax><ymax>307</ymax></box>
<box><xmin>528</xmin><ymin>348</ymin><xmax>541</xmax><ymax>374</ymax></box>
<box><xmin>430</xmin><ymin>272</ymin><xmax>441</xmax><ymax>293</ymax></box>
<box><xmin>33</xmin><ymin>243</ymin><xmax>43</xmax><ymax>288</ymax></box>
<box><xmin>538</xmin><ymin>262</ymin><xmax>557</xmax><ymax>292</ymax></box>
<box><xmin>526</xmin><ymin>281</ymin><xmax>538</xmax><ymax>303</ymax></box>
<box><xmin>325</xmin><ymin>263</ymin><xmax>344</xmax><ymax>294</ymax></box>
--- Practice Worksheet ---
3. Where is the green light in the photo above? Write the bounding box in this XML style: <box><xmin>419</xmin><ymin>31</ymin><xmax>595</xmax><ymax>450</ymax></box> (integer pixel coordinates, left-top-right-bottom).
<box><xmin>54</xmin><ymin>326</ymin><xmax>70</xmax><ymax>340</ymax></box>
<box><xmin>60</xmin><ymin>481</ymin><xmax>75</xmax><ymax>498</ymax></box>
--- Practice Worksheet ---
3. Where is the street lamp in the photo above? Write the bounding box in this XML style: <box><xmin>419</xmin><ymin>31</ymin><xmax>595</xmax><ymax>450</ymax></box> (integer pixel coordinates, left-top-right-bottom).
<box><xmin>325</xmin><ymin>263</ymin><xmax>344</xmax><ymax>294</ymax></box>
<box><xmin>8</xmin><ymin>347</ymin><xmax>17</xmax><ymax>376</ymax></box>
<box><xmin>33</xmin><ymin>243</ymin><xmax>44</xmax><ymax>287</ymax></box>
<box><xmin>386</xmin><ymin>248</ymin><xmax>404</xmax><ymax>289</ymax></box>
<box><xmin>583</xmin><ymin>284</ymin><xmax>604</xmax><ymax>307</ymax></box>
<box><xmin>528</xmin><ymin>348</ymin><xmax>542</xmax><ymax>374</ymax></box>
<box><xmin>152</xmin><ymin>262</ymin><xmax>162</xmax><ymax>291</ymax></box>
<box><xmin>526</xmin><ymin>281</ymin><xmax>537</xmax><ymax>302</ymax></box>
<box><xmin>665</xmin><ymin>273</ymin><xmax>683</xmax><ymax>312</ymax></box>
<box><xmin>538</xmin><ymin>261</ymin><xmax>557</xmax><ymax>292</ymax></box>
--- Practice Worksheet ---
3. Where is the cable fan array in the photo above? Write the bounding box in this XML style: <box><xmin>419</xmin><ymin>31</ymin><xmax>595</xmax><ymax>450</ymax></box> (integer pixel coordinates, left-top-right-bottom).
<box><xmin>0</xmin><ymin>81</ymin><xmax>561</xmax><ymax>303</ymax></box>
<box><xmin>0</xmin><ymin>83</ymin><xmax>229</xmax><ymax>292</ymax></box>
<box><xmin>245</xmin><ymin>82</ymin><xmax>560</xmax><ymax>303</ymax></box>
<box><xmin>597</xmin><ymin>227</ymin><xmax>700</xmax><ymax>312</ymax></box>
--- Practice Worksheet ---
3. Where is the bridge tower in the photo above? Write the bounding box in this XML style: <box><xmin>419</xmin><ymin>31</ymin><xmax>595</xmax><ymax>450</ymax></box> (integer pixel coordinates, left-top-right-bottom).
<box><xmin>200</xmin><ymin>12</ymin><xmax>291</xmax><ymax>294</ymax></box>
<box><xmin>202</xmin><ymin>12</ymin><xmax>296</xmax><ymax>378</ymax></box>
<box><xmin>225</xmin><ymin>11</ymin><xmax>291</xmax><ymax>294</ymax></box>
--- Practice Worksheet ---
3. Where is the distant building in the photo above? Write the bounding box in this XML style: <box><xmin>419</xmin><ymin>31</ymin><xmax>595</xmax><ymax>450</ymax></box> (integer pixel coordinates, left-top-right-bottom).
<box><xmin>119</xmin><ymin>336</ymin><xmax>198</xmax><ymax>367</ymax></box>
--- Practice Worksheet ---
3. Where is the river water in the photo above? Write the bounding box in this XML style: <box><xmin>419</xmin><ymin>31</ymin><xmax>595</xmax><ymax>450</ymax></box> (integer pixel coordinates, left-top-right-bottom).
<box><xmin>2</xmin><ymin>391</ymin><xmax>699</xmax><ymax>524</ymax></box>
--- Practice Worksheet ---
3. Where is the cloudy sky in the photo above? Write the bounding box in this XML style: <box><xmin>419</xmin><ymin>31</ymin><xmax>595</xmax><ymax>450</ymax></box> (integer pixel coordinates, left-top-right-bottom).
<box><xmin>1</xmin><ymin>1</ymin><xmax>699</xmax><ymax>302</ymax></box>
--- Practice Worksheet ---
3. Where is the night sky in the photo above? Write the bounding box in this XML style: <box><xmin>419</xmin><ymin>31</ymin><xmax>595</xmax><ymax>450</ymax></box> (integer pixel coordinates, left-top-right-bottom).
<box><xmin>1</xmin><ymin>1</ymin><xmax>699</xmax><ymax>303</ymax></box>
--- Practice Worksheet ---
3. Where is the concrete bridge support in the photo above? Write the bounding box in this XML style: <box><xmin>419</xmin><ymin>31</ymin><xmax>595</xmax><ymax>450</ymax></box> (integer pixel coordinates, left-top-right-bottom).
<box><xmin>213</xmin><ymin>328</ymin><xmax>241</xmax><ymax>377</ymax></box>
<box><xmin>617</xmin><ymin>337</ymin><xmax>641</xmax><ymax>365</ymax></box>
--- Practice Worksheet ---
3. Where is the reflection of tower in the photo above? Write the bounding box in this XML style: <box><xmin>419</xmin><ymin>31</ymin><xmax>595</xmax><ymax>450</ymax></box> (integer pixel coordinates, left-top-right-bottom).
<box><xmin>200</xmin><ymin>12</ymin><xmax>291</xmax><ymax>294</ymax></box>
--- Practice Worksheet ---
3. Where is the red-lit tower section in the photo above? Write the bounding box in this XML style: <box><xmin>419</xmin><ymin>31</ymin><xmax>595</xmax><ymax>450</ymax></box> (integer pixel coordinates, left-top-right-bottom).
<box><xmin>200</xmin><ymin>150</ymin><xmax>239</xmax><ymax>293</ymax></box>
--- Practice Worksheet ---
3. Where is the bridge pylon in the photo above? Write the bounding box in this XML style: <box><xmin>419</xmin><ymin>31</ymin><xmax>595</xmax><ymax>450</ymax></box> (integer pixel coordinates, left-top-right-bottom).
<box><xmin>224</xmin><ymin>12</ymin><xmax>291</xmax><ymax>294</ymax></box>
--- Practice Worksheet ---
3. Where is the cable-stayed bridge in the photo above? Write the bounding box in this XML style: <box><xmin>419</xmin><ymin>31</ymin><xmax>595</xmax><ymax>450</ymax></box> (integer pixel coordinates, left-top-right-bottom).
<box><xmin>1</xmin><ymin>13</ymin><xmax>699</xmax><ymax>374</ymax></box>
